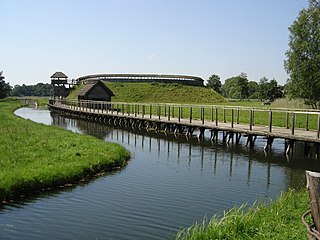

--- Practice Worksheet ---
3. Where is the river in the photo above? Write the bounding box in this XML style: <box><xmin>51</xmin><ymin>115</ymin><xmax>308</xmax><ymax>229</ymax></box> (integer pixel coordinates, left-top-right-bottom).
<box><xmin>0</xmin><ymin>107</ymin><xmax>317</xmax><ymax>240</ymax></box>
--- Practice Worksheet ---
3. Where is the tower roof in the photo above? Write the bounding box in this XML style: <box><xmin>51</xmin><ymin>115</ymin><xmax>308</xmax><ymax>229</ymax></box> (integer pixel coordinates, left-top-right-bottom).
<box><xmin>51</xmin><ymin>72</ymin><xmax>68</xmax><ymax>79</ymax></box>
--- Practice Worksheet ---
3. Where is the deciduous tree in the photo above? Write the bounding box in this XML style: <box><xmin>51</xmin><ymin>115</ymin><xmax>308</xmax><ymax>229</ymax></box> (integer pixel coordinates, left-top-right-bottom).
<box><xmin>284</xmin><ymin>0</ymin><xmax>320</xmax><ymax>108</ymax></box>
<box><xmin>206</xmin><ymin>74</ymin><xmax>222</xmax><ymax>94</ymax></box>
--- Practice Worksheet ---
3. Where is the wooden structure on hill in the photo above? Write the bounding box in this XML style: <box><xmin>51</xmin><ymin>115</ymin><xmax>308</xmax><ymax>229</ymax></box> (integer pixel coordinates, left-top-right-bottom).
<box><xmin>77</xmin><ymin>81</ymin><xmax>114</xmax><ymax>101</ymax></box>
<box><xmin>51</xmin><ymin>71</ymin><xmax>76</xmax><ymax>98</ymax></box>
<box><xmin>76</xmin><ymin>73</ymin><xmax>204</xmax><ymax>86</ymax></box>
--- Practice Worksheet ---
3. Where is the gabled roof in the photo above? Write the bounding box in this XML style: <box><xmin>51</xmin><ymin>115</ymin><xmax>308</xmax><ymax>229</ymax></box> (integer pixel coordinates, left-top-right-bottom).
<box><xmin>51</xmin><ymin>72</ymin><xmax>68</xmax><ymax>78</ymax></box>
<box><xmin>77</xmin><ymin>81</ymin><xmax>115</xmax><ymax>97</ymax></box>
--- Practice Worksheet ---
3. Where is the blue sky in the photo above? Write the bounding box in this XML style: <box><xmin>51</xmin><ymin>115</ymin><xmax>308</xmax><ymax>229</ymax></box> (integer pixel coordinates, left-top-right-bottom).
<box><xmin>0</xmin><ymin>0</ymin><xmax>308</xmax><ymax>86</ymax></box>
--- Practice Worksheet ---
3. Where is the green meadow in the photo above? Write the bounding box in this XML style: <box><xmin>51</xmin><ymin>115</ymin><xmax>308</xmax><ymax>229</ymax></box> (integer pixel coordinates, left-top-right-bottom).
<box><xmin>0</xmin><ymin>99</ymin><xmax>130</xmax><ymax>203</ymax></box>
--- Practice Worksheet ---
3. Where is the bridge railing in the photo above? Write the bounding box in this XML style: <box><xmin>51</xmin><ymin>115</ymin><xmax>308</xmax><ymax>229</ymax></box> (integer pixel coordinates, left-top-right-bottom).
<box><xmin>51</xmin><ymin>99</ymin><xmax>320</xmax><ymax>137</ymax></box>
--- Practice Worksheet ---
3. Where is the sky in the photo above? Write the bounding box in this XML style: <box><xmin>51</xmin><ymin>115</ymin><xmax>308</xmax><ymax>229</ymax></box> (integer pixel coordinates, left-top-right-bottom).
<box><xmin>0</xmin><ymin>0</ymin><xmax>309</xmax><ymax>86</ymax></box>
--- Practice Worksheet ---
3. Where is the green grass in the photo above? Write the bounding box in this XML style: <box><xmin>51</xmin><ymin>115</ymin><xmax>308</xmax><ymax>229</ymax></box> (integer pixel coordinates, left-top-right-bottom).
<box><xmin>68</xmin><ymin>82</ymin><xmax>225</xmax><ymax>104</ymax></box>
<box><xmin>0</xmin><ymin>99</ymin><xmax>130</xmax><ymax>203</ymax></box>
<box><xmin>176</xmin><ymin>189</ymin><xmax>310</xmax><ymax>240</ymax></box>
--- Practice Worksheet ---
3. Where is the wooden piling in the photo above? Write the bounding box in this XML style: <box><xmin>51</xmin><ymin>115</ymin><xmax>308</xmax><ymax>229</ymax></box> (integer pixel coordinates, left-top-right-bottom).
<box><xmin>269</xmin><ymin>110</ymin><xmax>273</xmax><ymax>133</ymax></box>
<box><xmin>306</xmin><ymin>171</ymin><xmax>320</xmax><ymax>233</ymax></box>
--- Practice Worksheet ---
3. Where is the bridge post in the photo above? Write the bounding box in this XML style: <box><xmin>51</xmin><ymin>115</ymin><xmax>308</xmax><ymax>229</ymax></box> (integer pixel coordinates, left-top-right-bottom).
<box><xmin>142</xmin><ymin>105</ymin><xmax>145</xmax><ymax>118</ymax></box>
<box><xmin>158</xmin><ymin>105</ymin><xmax>161</xmax><ymax>120</ymax></box>
<box><xmin>180</xmin><ymin>105</ymin><xmax>183</xmax><ymax>119</ymax></box>
<box><xmin>231</xmin><ymin>109</ymin><xmax>234</xmax><ymax>128</ymax></box>
<box><xmin>211</xmin><ymin>106</ymin><xmax>214</xmax><ymax>122</ymax></box>
<box><xmin>264</xmin><ymin>136</ymin><xmax>274</xmax><ymax>151</ymax></box>
<box><xmin>269</xmin><ymin>110</ymin><xmax>273</xmax><ymax>133</ymax></box>
<box><xmin>317</xmin><ymin>114</ymin><xmax>320</xmax><ymax>138</ymax></box>
<box><xmin>291</xmin><ymin>113</ymin><xmax>295</xmax><ymax>135</ymax></box>
<box><xmin>202</xmin><ymin>106</ymin><xmax>205</xmax><ymax>125</ymax></box>
<box><xmin>149</xmin><ymin>104</ymin><xmax>152</xmax><ymax>119</ymax></box>
<box><xmin>215</xmin><ymin>108</ymin><xmax>218</xmax><ymax>126</ymax></box>
<box><xmin>164</xmin><ymin>104</ymin><xmax>167</xmax><ymax>117</ymax></box>
<box><xmin>127</xmin><ymin>103</ymin><xmax>130</xmax><ymax>116</ymax></box>
<box><xmin>237</xmin><ymin>108</ymin><xmax>240</xmax><ymax>124</ymax></box>
<box><xmin>223</xmin><ymin>108</ymin><xmax>226</xmax><ymax>123</ymax></box>
<box><xmin>189</xmin><ymin>105</ymin><xmax>192</xmax><ymax>123</ymax></box>
<box><xmin>178</xmin><ymin>106</ymin><xmax>181</xmax><ymax>122</ymax></box>
<box><xmin>168</xmin><ymin>106</ymin><xmax>171</xmax><ymax>121</ymax></box>
<box><xmin>122</xmin><ymin>104</ymin><xmax>124</xmax><ymax>115</ymax></box>
<box><xmin>172</xmin><ymin>105</ymin><xmax>175</xmax><ymax>118</ymax></box>
<box><xmin>306</xmin><ymin>112</ymin><xmax>309</xmax><ymax>131</ymax></box>
<box><xmin>286</xmin><ymin>111</ymin><xmax>289</xmax><ymax>129</ymax></box>
<box><xmin>252</xmin><ymin>108</ymin><xmax>255</xmax><ymax>126</ymax></box>
<box><xmin>135</xmin><ymin>104</ymin><xmax>137</xmax><ymax>117</ymax></box>
<box><xmin>250</xmin><ymin>110</ymin><xmax>253</xmax><ymax>130</ymax></box>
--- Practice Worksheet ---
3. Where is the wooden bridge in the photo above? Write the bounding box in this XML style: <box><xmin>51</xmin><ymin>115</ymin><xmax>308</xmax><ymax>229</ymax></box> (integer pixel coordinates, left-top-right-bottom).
<box><xmin>48</xmin><ymin>99</ymin><xmax>320</xmax><ymax>155</ymax></box>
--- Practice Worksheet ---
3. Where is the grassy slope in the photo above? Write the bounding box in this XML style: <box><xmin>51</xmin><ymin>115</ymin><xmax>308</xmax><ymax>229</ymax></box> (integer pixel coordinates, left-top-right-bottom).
<box><xmin>0</xmin><ymin>99</ymin><xmax>130</xmax><ymax>203</ymax></box>
<box><xmin>68</xmin><ymin>82</ymin><xmax>225</xmax><ymax>104</ymax></box>
<box><xmin>176</xmin><ymin>190</ymin><xmax>310</xmax><ymax>240</ymax></box>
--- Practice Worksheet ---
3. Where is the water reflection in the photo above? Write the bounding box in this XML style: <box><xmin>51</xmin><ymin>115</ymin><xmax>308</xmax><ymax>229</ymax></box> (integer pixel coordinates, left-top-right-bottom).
<box><xmin>47</xmin><ymin>112</ymin><xmax>314</xmax><ymax>190</ymax></box>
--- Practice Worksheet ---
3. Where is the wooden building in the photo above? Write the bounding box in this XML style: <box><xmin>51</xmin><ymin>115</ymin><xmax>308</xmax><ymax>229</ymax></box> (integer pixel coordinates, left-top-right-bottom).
<box><xmin>51</xmin><ymin>71</ymin><xmax>71</xmax><ymax>98</ymax></box>
<box><xmin>77</xmin><ymin>80</ymin><xmax>114</xmax><ymax>102</ymax></box>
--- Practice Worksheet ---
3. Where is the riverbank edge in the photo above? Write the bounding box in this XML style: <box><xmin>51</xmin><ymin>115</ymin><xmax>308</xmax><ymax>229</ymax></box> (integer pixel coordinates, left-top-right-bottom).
<box><xmin>0</xmin><ymin>99</ymin><xmax>130</xmax><ymax>204</ymax></box>
<box><xmin>176</xmin><ymin>189</ymin><xmax>310</xmax><ymax>239</ymax></box>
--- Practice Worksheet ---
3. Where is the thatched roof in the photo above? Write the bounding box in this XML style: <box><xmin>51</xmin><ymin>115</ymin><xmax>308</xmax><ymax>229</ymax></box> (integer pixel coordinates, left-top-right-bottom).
<box><xmin>77</xmin><ymin>81</ymin><xmax>114</xmax><ymax>98</ymax></box>
<box><xmin>51</xmin><ymin>72</ymin><xmax>68</xmax><ymax>79</ymax></box>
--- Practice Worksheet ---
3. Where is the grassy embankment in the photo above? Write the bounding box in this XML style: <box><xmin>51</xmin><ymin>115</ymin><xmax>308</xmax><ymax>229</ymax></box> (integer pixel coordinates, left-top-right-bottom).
<box><xmin>68</xmin><ymin>82</ymin><xmax>226</xmax><ymax>104</ymax></box>
<box><xmin>176</xmin><ymin>189</ymin><xmax>310</xmax><ymax>240</ymax></box>
<box><xmin>0</xmin><ymin>99</ymin><xmax>130</xmax><ymax>203</ymax></box>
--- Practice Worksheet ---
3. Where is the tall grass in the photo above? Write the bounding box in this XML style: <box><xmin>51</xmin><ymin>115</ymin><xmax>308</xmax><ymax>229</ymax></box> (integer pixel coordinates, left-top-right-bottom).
<box><xmin>271</xmin><ymin>98</ymin><xmax>310</xmax><ymax>109</ymax></box>
<box><xmin>0</xmin><ymin>99</ymin><xmax>130</xmax><ymax>203</ymax></box>
<box><xmin>176</xmin><ymin>189</ymin><xmax>309</xmax><ymax>240</ymax></box>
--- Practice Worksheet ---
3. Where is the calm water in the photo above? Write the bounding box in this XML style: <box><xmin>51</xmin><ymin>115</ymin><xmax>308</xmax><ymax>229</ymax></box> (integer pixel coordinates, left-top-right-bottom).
<box><xmin>1</xmin><ymin>108</ymin><xmax>317</xmax><ymax>240</ymax></box>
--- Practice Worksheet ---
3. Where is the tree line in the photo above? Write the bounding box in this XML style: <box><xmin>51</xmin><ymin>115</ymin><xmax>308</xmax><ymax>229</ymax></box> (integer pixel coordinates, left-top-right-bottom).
<box><xmin>206</xmin><ymin>73</ymin><xmax>284</xmax><ymax>102</ymax></box>
<box><xmin>0</xmin><ymin>72</ymin><xmax>53</xmax><ymax>98</ymax></box>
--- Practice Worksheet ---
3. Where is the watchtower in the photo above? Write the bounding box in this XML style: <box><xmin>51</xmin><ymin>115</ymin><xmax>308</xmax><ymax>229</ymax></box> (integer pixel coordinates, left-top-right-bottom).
<box><xmin>50</xmin><ymin>71</ymin><xmax>71</xmax><ymax>98</ymax></box>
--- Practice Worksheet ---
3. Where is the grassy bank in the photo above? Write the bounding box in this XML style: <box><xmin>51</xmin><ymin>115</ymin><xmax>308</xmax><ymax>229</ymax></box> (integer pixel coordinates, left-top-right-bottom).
<box><xmin>68</xmin><ymin>82</ymin><xmax>225</xmax><ymax>104</ymax></box>
<box><xmin>176</xmin><ymin>189</ymin><xmax>310</xmax><ymax>240</ymax></box>
<box><xmin>0</xmin><ymin>99</ymin><xmax>130</xmax><ymax>203</ymax></box>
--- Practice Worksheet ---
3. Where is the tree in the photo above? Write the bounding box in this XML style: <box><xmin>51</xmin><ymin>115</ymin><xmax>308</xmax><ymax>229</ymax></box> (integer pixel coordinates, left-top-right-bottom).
<box><xmin>0</xmin><ymin>71</ymin><xmax>11</xmax><ymax>99</ymax></box>
<box><xmin>238</xmin><ymin>72</ymin><xmax>249</xmax><ymax>100</ymax></box>
<box><xmin>247</xmin><ymin>81</ymin><xmax>258</xmax><ymax>99</ymax></box>
<box><xmin>222</xmin><ymin>73</ymin><xmax>249</xmax><ymax>100</ymax></box>
<box><xmin>284</xmin><ymin>0</ymin><xmax>320</xmax><ymax>108</ymax></box>
<box><xmin>257</xmin><ymin>77</ymin><xmax>269</xmax><ymax>101</ymax></box>
<box><xmin>257</xmin><ymin>77</ymin><xmax>284</xmax><ymax>102</ymax></box>
<box><xmin>206</xmin><ymin>74</ymin><xmax>222</xmax><ymax>94</ymax></box>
